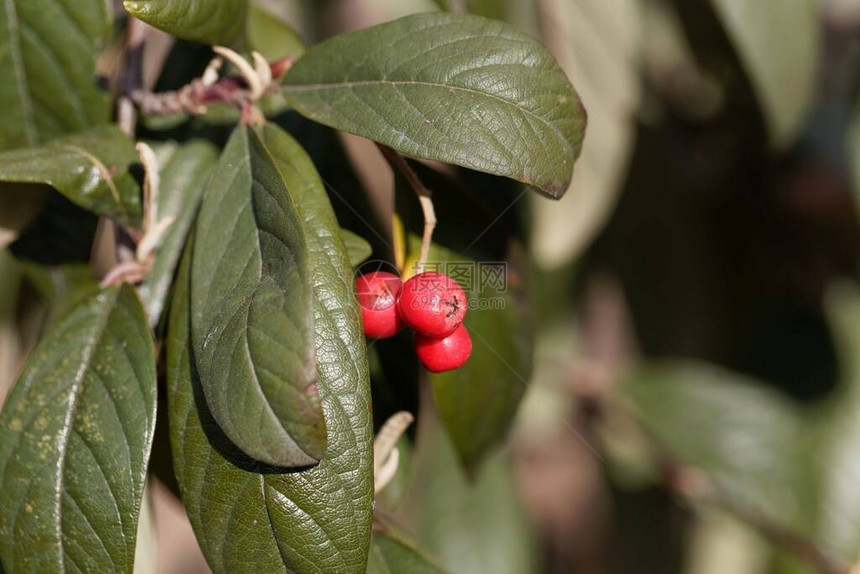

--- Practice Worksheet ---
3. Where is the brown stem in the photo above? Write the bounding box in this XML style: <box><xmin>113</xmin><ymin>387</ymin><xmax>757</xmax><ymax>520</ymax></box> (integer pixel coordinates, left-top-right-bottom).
<box><xmin>666</xmin><ymin>466</ymin><xmax>850</xmax><ymax>574</ymax></box>
<box><xmin>97</xmin><ymin>17</ymin><xmax>146</xmax><ymax>280</ymax></box>
<box><xmin>130</xmin><ymin>76</ymin><xmax>253</xmax><ymax>116</ymax></box>
<box><xmin>376</xmin><ymin>145</ymin><xmax>436</xmax><ymax>273</ymax></box>
<box><xmin>572</xmin><ymin>377</ymin><xmax>851</xmax><ymax>574</ymax></box>
<box><xmin>118</xmin><ymin>18</ymin><xmax>146</xmax><ymax>137</ymax></box>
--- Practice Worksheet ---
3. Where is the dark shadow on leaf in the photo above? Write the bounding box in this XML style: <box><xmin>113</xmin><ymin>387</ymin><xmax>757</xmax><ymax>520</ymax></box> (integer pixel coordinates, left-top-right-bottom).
<box><xmin>184</xmin><ymin>314</ymin><xmax>317</xmax><ymax>475</ymax></box>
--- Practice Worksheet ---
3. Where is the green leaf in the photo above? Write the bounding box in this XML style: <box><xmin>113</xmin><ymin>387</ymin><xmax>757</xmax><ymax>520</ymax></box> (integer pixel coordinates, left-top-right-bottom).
<box><xmin>813</xmin><ymin>285</ymin><xmax>860</xmax><ymax>560</ymax></box>
<box><xmin>0</xmin><ymin>284</ymin><xmax>157</xmax><ymax>572</ymax></box>
<box><xmin>0</xmin><ymin>250</ymin><xmax>22</xmax><ymax>321</ymax></box>
<box><xmin>424</xmin><ymin>243</ymin><xmax>531</xmax><ymax>469</ymax></box>
<box><xmin>623</xmin><ymin>361</ymin><xmax>814</xmax><ymax>532</ymax></box>
<box><xmin>278</xmin><ymin>118</ymin><xmax>391</xmax><ymax>263</ymax></box>
<box><xmin>0</xmin><ymin>0</ymin><xmax>112</xmax><ymax>150</ymax></box>
<box><xmin>340</xmin><ymin>228</ymin><xmax>372</xmax><ymax>267</ymax></box>
<box><xmin>0</xmin><ymin>126</ymin><xmax>142</xmax><ymax>227</ymax></box>
<box><xmin>137</xmin><ymin>140</ymin><xmax>218</xmax><ymax>328</ymax></box>
<box><xmin>169</xmin><ymin>123</ymin><xmax>373</xmax><ymax>572</ymax></box>
<box><xmin>191</xmin><ymin>126</ymin><xmax>325</xmax><ymax>467</ymax></box>
<box><xmin>395</xmin><ymin>162</ymin><xmax>529</xmax><ymax>468</ymax></box>
<box><xmin>367</xmin><ymin>531</ymin><xmax>447</xmax><ymax>574</ymax></box>
<box><xmin>247</xmin><ymin>3</ymin><xmax>305</xmax><ymax>61</ymax></box>
<box><xmin>282</xmin><ymin>13</ymin><xmax>586</xmax><ymax>198</ymax></box>
<box><xmin>124</xmin><ymin>0</ymin><xmax>248</xmax><ymax>46</ymax></box>
<box><xmin>375</xmin><ymin>435</ymin><xmax>414</xmax><ymax>511</ymax></box>
<box><xmin>402</xmin><ymin>408</ymin><xmax>537</xmax><ymax>574</ymax></box>
<box><xmin>19</xmin><ymin>263</ymin><xmax>99</xmax><ymax>327</ymax></box>
<box><xmin>530</xmin><ymin>0</ymin><xmax>641</xmax><ymax>267</ymax></box>
<box><xmin>710</xmin><ymin>0</ymin><xmax>818</xmax><ymax>148</ymax></box>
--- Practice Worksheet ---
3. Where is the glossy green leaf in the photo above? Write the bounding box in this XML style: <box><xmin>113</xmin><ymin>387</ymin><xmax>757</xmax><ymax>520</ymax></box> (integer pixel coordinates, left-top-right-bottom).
<box><xmin>278</xmin><ymin>118</ymin><xmax>391</xmax><ymax>263</ymax></box>
<box><xmin>0</xmin><ymin>126</ymin><xmax>142</xmax><ymax>227</ymax></box>
<box><xmin>0</xmin><ymin>285</ymin><xmax>157</xmax><ymax>572</ymax></box>
<box><xmin>169</xmin><ymin>123</ymin><xmax>373</xmax><ymax>573</ymax></box>
<box><xmin>624</xmin><ymin>361</ymin><xmax>814</xmax><ymax>532</ymax></box>
<box><xmin>247</xmin><ymin>4</ymin><xmax>305</xmax><ymax>61</ymax></box>
<box><xmin>124</xmin><ymin>0</ymin><xmax>248</xmax><ymax>46</ymax></box>
<box><xmin>711</xmin><ymin>0</ymin><xmax>818</xmax><ymax>148</ymax></box>
<box><xmin>0</xmin><ymin>0</ymin><xmax>112</xmax><ymax>150</ymax></box>
<box><xmin>282</xmin><ymin>13</ymin><xmax>586</xmax><ymax>198</ymax></box>
<box><xmin>191</xmin><ymin>126</ymin><xmax>324</xmax><ymax>467</ymax></box>
<box><xmin>137</xmin><ymin>140</ymin><xmax>218</xmax><ymax>328</ymax></box>
<box><xmin>340</xmin><ymin>228</ymin><xmax>372</xmax><ymax>268</ymax></box>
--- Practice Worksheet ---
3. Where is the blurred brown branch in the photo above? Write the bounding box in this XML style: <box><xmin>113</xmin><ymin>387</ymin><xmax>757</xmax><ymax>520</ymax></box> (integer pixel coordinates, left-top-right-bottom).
<box><xmin>666</xmin><ymin>466</ymin><xmax>851</xmax><ymax>574</ymax></box>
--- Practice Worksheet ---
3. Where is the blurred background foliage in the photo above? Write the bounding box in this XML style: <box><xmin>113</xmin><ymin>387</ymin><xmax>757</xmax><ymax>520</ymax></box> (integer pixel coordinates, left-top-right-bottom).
<box><xmin>3</xmin><ymin>0</ymin><xmax>860</xmax><ymax>572</ymax></box>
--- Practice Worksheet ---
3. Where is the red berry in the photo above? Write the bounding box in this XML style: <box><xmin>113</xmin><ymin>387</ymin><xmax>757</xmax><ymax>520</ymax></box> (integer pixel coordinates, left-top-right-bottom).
<box><xmin>355</xmin><ymin>271</ymin><xmax>404</xmax><ymax>339</ymax></box>
<box><xmin>414</xmin><ymin>325</ymin><xmax>472</xmax><ymax>372</ymax></box>
<box><xmin>398</xmin><ymin>272</ymin><xmax>467</xmax><ymax>337</ymax></box>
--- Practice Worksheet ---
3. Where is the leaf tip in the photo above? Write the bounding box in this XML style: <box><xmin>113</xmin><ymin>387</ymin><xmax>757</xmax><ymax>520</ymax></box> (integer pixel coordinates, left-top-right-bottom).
<box><xmin>122</xmin><ymin>0</ymin><xmax>144</xmax><ymax>15</ymax></box>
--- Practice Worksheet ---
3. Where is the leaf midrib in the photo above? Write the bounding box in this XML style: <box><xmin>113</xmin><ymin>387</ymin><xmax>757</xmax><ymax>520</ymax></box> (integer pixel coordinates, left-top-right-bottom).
<box><xmin>53</xmin><ymin>288</ymin><xmax>120</xmax><ymax>572</ymax></box>
<box><xmin>3</xmin><ymin>0</ymin><xmax>37</xmax><ymax>146</ymax></box>
<box><xmin>282</xmin><ymin>78</ymin><xmax>574</xmax><ymax>158</ymax></box>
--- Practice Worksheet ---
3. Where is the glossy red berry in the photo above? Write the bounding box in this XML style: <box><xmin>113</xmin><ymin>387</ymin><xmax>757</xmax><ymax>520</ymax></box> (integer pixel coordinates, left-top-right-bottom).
<box><xmin>414</xmin><ymin>325</ymin><xmax>472</xmax><ymax>372</ymax></box>
<box><xmin>398</xmin><ymin>272</ymin><xmax>467</xmax><ymax>337</ymax></box>
<box><xmin>355</xmin><ymin>271</ymin><xmax>404</xmax><ymax>339</ymax></box>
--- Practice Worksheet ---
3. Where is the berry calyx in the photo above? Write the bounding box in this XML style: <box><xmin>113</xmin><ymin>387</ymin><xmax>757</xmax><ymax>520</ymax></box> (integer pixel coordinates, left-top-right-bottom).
<box><xmin>355</xmin><ymin>271</ymin><xmax>404</xmax><ymax>339</ymax></box>
<box><xmin>397</xmin><ymin>272</ymin><xmax>467</xmax><ymax>337</ymax></box>
<box><xmin>414</xmin><ymin>325</ymin><xmax>473</xmax><ymax>372</ymax></box>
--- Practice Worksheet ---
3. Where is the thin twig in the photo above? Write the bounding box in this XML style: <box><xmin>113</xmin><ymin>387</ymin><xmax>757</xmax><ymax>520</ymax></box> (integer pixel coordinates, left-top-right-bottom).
<box><xmin>95</xmin><ymin>16</ymin><xmax>145</xmax><ymax>282</ymax></box>
<box><xmin>118</xmin><ymin>18</ymin><xmax>147</xmax><ymax>137</ymax></box>
<box><xmin>130</xmin><ymin>53</ymin><xmax>289</xmax><ymax>119</ymax></box>
<box><xmin>571</xmin><ymin>367</ymin><xmax>853</xmax><ymax>574</ymax></box>
<box><xmin>130</xmin><ymin>49</ymin><xmax>245</xmax><ymax>117</ymax></box>
<box><xmin>376</xmin><ymin>144</ymin><xmax>436</xmax><ymax>274</ymax></box>
<box><xmin>667</xmin><ymin>466</ymin><xmax>851</xmax><ymax>574</ymax></box>
<box><xmin>130</xmin><ymin>78</ymin><xmax>243</xmax><ymax>116</ymax></box>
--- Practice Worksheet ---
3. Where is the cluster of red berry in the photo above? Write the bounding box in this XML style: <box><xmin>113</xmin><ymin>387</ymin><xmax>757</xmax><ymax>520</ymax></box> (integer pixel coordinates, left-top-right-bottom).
<box><xmin>355</xmin><ymin>271</ymin><xmax>472</xmax><ymax>372</ymax></box>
